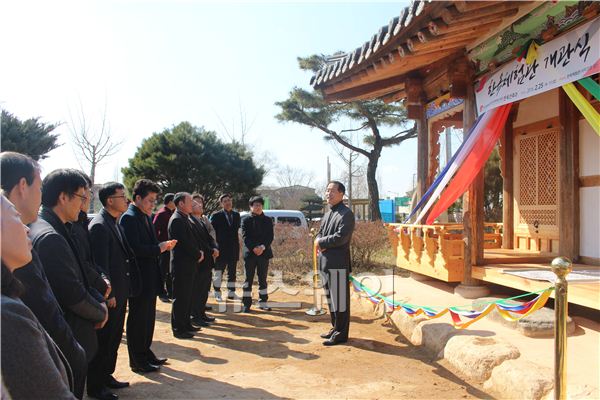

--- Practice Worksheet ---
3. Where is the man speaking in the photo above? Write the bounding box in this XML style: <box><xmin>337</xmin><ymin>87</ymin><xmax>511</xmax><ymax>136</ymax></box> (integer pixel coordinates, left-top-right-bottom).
<box><xmin>315</xmin><ymin>181</ymin><xmax>355</xmax><ymax>346</ymax></box>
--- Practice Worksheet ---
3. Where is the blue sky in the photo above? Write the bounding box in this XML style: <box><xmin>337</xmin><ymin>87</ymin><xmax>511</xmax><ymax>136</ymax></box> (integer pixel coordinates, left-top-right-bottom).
<box><xmin>1</xmin><ymin>0</ymin><xmax>424</xmax><ymax>197</ymax></box>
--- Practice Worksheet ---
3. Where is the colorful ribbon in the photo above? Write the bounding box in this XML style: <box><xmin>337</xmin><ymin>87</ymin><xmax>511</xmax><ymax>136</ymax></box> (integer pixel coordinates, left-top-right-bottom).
<box><xmin>563</xmin><ymin>82</ymin><xmax>600</xmax><ymax>136</ymax></box>
<box><xmin>412</xmin><ymin>110</ymin><xmax>494</xmax><ymax>224</ymax></box>
<box><xmin>578</xmin><ymin>77</ymin><xmax>600</xmax><ymax>102</ymax></box>
<box><xmin>349</xmin><ymin>275</ymin><xmax>553</xmax><ymax>330</ymax></box>
<box><xmin>426</xmin><ymin>103</ymin><xmax>512</xmax><ymax>224</ymax></box>
<box><xmin>403</xmin><ymin>112</ymin><xmax>487</xmax><ymax>223</ymax></box>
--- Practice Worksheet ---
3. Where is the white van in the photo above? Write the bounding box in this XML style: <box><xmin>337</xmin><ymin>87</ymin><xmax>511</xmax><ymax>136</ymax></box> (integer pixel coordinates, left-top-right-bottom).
<box><xmin>240</xmin><ymin>209</ymin><xmax>308</xmax><ymax>229</ymax></box>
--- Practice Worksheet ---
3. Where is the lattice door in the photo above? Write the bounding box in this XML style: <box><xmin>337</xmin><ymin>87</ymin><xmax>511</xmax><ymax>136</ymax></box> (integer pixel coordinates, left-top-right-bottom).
<box><xmin>514</xmin><ymin>128</ymin><xmax>560</xmax><ymax>253</ymax></box>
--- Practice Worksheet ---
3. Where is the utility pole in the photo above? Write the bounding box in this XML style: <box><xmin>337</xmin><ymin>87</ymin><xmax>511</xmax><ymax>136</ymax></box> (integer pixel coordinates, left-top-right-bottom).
<box><xmin>348</xmin><ymin>154</ymin><xmax>353</xmax><ymax>208</ymax></box>
<box><xmin>445</xmin><ymin>127</ymin><xmax>452</xmax><ymax>166</ymax></box>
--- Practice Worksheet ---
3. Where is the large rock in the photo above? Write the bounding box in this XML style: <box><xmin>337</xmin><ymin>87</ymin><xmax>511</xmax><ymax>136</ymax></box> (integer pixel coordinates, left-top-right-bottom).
<box><xmin>410</xmin><ymin>321</ymin><xmax>456</xmax><ymax>357</ymax></box>
<box><xmin>389</xmin><ymin>309</ymin><xmax>427</xmax><ymax>341</ymax></box>
<box><xmin>484</xmin><ymin>359</ymin><xmax>553</xmax><ymax>400</ymax></box>
<box><xmin>439</xmin><ymin>335</ymin><xmax>520</xmax><ymax>381</ymax></box>
<box><xmin>472</xmin><ymin>298</ymin><xmax>576</xmax><ymax>337</ymax></box>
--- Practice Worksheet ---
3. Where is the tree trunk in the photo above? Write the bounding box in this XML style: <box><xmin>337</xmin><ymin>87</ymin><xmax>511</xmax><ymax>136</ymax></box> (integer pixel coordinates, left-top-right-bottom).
<box><xmin>89</xmin><ymin>159</ymin><xmax>96</xmax><ymax>213</ymax></box>
<box><xmin>366</xmin><ymin>147</ymin><xmax>382</xmax><ymax>221</ymax></box>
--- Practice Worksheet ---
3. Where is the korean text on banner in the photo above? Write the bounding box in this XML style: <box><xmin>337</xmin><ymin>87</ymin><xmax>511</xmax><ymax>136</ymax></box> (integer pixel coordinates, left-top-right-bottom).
<box><xmin>475</xmin><ymin>17</ymin><xmax>600</xmax><ymax>116</ymax></box>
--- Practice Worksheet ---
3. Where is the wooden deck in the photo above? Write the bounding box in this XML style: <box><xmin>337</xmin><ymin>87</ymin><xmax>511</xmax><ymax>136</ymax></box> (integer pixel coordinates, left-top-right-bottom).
<box><xmin>483</xmin><ymin>248</ymin><xmax>555</xmax><ymax>264</ymax></box>
<box><xmin>473</xmin><ymin>262</ymin><xmax>600</xmax><ymax>310</ymax></box>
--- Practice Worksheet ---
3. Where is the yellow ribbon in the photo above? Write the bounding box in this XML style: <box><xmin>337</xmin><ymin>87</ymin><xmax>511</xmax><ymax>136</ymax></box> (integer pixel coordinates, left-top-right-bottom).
<box><xmin>562</xmin><ymin>82</ymin><xmax>600</xmax><ymax>136</ymax></box>
<box><xmin>525</xmin><ymin>41</ymin><xmax>539</xmax><ymax>65</ymax></box>
<box><xmin>496</xmin><ymin>288</ymin><xmax>553</xmax><ymax>322</ymax></box>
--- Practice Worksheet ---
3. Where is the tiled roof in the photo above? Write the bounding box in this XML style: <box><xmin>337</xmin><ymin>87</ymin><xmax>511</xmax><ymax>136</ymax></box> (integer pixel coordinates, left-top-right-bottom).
<box><xmin>311</xmin><ymin>0</ymin><xmax>437</xmax><ymax>88</ymax></box>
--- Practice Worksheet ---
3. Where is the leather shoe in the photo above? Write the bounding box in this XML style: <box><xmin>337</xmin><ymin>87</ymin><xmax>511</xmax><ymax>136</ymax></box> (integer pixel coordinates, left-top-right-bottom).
<box><xmin>185</xmin><ymin>325</ymin><xmax>201</xmax><ymax>332</ymax></box>
<box><xmin>107</xmin><ymin>376</ymin><xmax>129</xmax><ymax>389</ymax></box>
<box><xmin>322</xmin><ymin>333</ymin><xmax>348</xmax><ymax>346</ymax></box>
<box><xmin>191</xmin><ymin>318</ymin><xmax>210</xmax><ymax>327</ymax></box>
<box><xmin>88</xmin><ymin>387</ymin><xmax>118</xmax><ymax>400</ymax></box>
<box><xmin>242</xmin><ymin>306</ymin><xmax>251</xmax><ymax>313</ymax></box>
<box><xmin>158</xmin><ymin>295</ymin><xmax>171</xmax><ymax>303</ymax></box>
<box><xmin>173</xmin><ymin>331</ymin><xmax>194</xmax><ymax>339</ymax></box>
<box><xmin>202</xmin><ymin>315</ymin><xmax>216</xmax><ymax>322</ymax></box>
<box><xmin>149</xmin><ymin>357</ymin><xmax>168</xmax><ymax>365</ymax></box>
<box><xmin>320</xmin><ymin>329</ymin><xmax>335</xmax><ymax>339</ymax></box>
<box><xmin>131</xmin><ymin>363</ymin><xmax>159</xmax><ymax>373</ymax></box>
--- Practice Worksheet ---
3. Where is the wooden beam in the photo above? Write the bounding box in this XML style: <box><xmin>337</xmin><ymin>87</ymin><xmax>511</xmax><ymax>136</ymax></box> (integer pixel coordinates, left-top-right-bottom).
<box><xmin>322</xmin><ymin>50</ymin><xmax>455</xmax><ymax>95</ymax></box>
<box><xmin>406</xmin><ymin>26</ymin><xmax>501</xmax><ymax>54</ymax></box>
<box><xmin>428</xmin><ymin>126</ymin><xmax>440</xmax><ymax>188</ymax></box>
<box><xmin>416</xmin><ymin>97</ymin><xmax>428</xmax><ymax>205</ymax></box>
<box><xmin>381</xmin><ymin>89</ymin><xmax>407</xmax><ymax>104</ymax></box>
<box><xmin>455</xmin><ymin>1</ymin><xmax>515</xmax><ymax>14</ymax></box>
<box><xmin>501</xmin><ymin>107</ymin><xmax>517</xmax><ymax>249</ymax></box>
<box><xmin>467</xmin><ymin>1</ymin><xmax>542</xmax><ymax>50</ymax></box>
<box><xmin>406</xmin><ymin>76</ymin><xmax>424</xmax><ymax>120</ymax></box>
<box><xmin>448</xmin><ymin>56</ymin><xmax>470</xmax><ymax>98</ymax></box>
<box><xmin>451</xmin><ymin>2</ymin><xmax>522</xmax><ymax>24</ymax></box>
<box><xmin>323</xmin><ymin>75</ymin><xmax>405</xmax><ymax>102</ymax></box>
<box><xmin>428</xmin><ymin>17</ymin><xmax>508</xmax><ymax>38</ymax></box>
<box><xmin>579</xmin><ymin>175</ymin><xmax>600</xmax><ymax>187</ymax></box>
<box><xmin>462</xmin><ymin>81</ymin><xmax>485</xmax><ymax>282</ymax></box>
<box><xmin>558</xmin><ymin>88</ymin><xmax>580</xmax><ymax>262</ymax></box>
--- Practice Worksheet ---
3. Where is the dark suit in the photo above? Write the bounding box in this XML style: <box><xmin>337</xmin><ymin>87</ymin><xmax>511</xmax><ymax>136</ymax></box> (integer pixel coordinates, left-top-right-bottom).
<box><xmin>168</xmin><ymin>210</ymin><xmax>201</xmax><ymax>333</ymax></box>
<box><xmin>72</xmin><ymin>211</ymin><xmax>109</xmax><ymax>298</ymax></box>
<box><xmin>210</xmin><ymin>209</ymin><xmax>241</xmax><ymax>294</ymax></box>
<box><xmin>316</xmin><ymin>202</ymin><xmax>355</xmax><ymax>341</ymax></box>
<box><xmin>119</xmin><ymin>204</ymin><xmax>162</xmax><ymax>368</ymax></box>
<box><xmin>29</xmin><ymin>207</ymin><xmax>107</xmax><ymax>397</ymax></box>
<box><xmin>241</xmin><ymin>213</ymin><xmax>274</xmax><ymax>308</ymax></box>
<box><xmin>153</xmin><ymin>206</ymin><xmax>174</xmax><ymax>298</ymax></box>
<box><xmin>87</xmin><ymin>208</ymin><xmax>141</xmax><ymax>392</ymax></box>
<box><xmin>14</xmin><ymin>250</ymin><xmax>87</xmax><ymax>399</ymax></box>
<box><xmin>189</xmin><ymin>215</ymin><xmax>218</xmax><ymax>318</ymax></box>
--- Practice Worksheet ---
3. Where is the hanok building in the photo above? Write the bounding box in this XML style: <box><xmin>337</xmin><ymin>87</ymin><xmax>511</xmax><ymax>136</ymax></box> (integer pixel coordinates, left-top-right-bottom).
<box><xmin>311</xmin><ymin>1</ymin><xmax>600</xmax><ymax>310</ymax></box>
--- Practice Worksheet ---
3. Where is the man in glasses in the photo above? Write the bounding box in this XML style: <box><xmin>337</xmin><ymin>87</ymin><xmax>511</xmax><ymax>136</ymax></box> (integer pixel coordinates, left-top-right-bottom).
<box><xmin>71</xmin><ymin>173</ymin><xmax>112</xmax><ymax>308</ymax></box>
<box><xmin>29</xmin><ymin>168</ymin><xmax>109</xmax><ymax>391</ymax></box>
<box><xmin>1</xmin><ymin>153</ymin><xmax>88</xmax><ymax>399</ymax></box>
<box><xmin>87</xmin><ymin>182</ymin><xmax>141</xmax><ymax>400</ymax></box>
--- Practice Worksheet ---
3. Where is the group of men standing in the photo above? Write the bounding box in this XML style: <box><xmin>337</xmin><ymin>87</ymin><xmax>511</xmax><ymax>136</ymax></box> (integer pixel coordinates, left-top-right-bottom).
<box><xmin>161</xmin><ymin>193</ymin><xmax>276</xmax><ymax>340</ymax></box>
<box><xmin>0</xmin><ymin>149</ymin><xmax>356</xmax><ymax>400</ymax></box>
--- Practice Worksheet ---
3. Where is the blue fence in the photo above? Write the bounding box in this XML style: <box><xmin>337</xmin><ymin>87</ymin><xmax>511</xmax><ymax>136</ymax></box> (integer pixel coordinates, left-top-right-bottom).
<box><xmin>379</xmin><ymin>199</ymin><xmax>395</xmax><ymax>223</ymax></box>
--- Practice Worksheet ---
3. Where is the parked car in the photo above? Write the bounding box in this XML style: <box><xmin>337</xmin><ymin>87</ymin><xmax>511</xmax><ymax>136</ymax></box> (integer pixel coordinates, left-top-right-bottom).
<box><xmin>240</xmin><ymin>209</ymin><xmax>308</xmax><ymax>229</ymax></box>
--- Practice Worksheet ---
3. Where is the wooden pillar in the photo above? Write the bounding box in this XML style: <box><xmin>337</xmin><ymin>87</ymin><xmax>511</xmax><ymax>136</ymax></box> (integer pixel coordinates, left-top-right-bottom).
<box><xmin>407</xmin><ymin>77</ymin><xmax>428</xmax><ymax>203</ymax></box>
<box><xmin>500</xmin><ymin>107</ymin><xmax>517</xmax><ymax>249</ymax></box>
<box><xmin>558</xmin><ymin>89</ymin><xmax>580</xmax><ymax>261</ymax></box>
<box><xmin>416</xmin><ymin>109</ymin><xmax>428</xmax><ymax>202</ymax></box>
<box><xmin>460</xmin><ymin>84</ymin><xmax>486</xmax><ymax>288</ymax></box>
<box><xmin>428</xmin><ymin>126</ymin><xmax>441</xmax><ymax>188</ymax></box>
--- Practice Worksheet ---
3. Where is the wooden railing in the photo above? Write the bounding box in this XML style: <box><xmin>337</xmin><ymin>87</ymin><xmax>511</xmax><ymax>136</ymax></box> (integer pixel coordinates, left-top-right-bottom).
<box><xmin>384</xmin><ymin>222</ymin><xmax>503</xmax><ymax>282</ymax></box>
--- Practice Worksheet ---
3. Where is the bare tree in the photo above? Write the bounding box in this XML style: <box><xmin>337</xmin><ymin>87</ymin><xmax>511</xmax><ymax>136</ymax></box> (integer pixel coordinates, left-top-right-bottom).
<box><xmin>275</xmin><ymin>165</ymin><xmax>315</xmax><ymax>189</ymax></box>
<box><xmin>68</xmin><ymin>100</ymin><xmax>123</xmax><ymax>186</ymax></box>
<box><xmin>329</xmin><ymin>135</ymin><xmax>366</xmax><ymax>207</ymax></box>
<box><xmin>214</xmin><ymin>98</ymin><xmax>256</xmax><ymax>146</ymax></box>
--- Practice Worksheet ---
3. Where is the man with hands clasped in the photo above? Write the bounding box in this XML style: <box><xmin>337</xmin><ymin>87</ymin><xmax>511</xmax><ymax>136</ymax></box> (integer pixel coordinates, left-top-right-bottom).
<box><xmin>120</xmin><ymin>179</ymin><xmax>175</xmax><ymax>373</ymax></box>
<box><xmin>315</xmin><ymin>181</ymin><xmax>355</xmax><ymax>346</ymax></box>
<box><xmin>241</xmin><ymin>196</ymin><xmax>274</xmax><ymax>313</ymax></box>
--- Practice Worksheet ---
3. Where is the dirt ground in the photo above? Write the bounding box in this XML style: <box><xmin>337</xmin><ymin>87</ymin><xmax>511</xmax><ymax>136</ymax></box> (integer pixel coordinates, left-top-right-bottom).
<box><xmin>108</xmin><ymin>288</ymin><xmax>492</xmax><ymax>400</ymax></box>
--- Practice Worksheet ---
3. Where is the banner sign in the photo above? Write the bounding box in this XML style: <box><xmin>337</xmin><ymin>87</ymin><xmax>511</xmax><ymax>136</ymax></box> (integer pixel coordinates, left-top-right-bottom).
<box><xmin>475</xmin><ymin>17</ymin><xmax>600</xmax><ymax>115</ymax></box>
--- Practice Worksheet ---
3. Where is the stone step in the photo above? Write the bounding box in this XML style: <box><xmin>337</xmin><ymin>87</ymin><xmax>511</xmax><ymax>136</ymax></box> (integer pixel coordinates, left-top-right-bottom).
<box><xmin>471</xmin><ymin>297</ymin><xmax>576</xmax><ymax>338</ymax></box>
